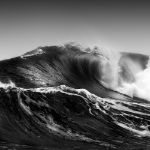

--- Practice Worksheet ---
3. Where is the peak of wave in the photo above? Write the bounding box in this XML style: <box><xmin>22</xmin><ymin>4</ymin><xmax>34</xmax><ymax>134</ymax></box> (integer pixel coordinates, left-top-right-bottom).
<box><xmin>20</xmin><ymin>47</ymin><xmax>45</xmax><ymax>59</ymax></box>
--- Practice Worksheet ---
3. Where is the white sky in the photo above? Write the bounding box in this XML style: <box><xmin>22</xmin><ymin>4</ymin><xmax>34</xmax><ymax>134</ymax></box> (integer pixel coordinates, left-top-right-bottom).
<box><xmin>0</xmin><ymin>1</ymin><xmax>150</xmax><ymax>60</ymax></box>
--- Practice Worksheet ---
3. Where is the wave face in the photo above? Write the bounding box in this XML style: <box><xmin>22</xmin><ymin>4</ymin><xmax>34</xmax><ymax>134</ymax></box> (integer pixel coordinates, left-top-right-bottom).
<box><xmin>0</xmin><ymin>44</ymin><xmax>150</xmax><ymax>150</ymax></box>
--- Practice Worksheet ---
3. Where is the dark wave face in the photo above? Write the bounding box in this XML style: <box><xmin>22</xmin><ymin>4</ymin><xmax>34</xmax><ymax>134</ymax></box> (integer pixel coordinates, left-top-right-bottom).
<box><xmin>0</xmin><ymin>44</ymin><xmax>150</xmax><ymax>150</ymax></box>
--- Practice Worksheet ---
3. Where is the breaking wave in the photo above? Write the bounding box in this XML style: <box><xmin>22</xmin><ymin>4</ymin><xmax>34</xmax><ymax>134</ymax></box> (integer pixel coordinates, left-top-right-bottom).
<box><xmin>0</xmin><ymin>44</ymin><xmax>150</xmax><ymax>149</ymax></box>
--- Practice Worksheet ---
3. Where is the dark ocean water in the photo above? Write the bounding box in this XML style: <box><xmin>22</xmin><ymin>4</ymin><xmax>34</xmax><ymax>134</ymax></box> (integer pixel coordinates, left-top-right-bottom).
<box><xmin>0</xmin><ymin>44</ymin><xmax>150</xmax><ymax>150</ymax></box>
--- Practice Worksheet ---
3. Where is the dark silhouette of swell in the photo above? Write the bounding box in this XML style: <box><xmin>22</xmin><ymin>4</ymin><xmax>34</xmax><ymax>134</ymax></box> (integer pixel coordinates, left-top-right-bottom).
<box><xmin>0</xmin><ymin>44</ymin><xmax>150</xmax><ymax>150</ymax></box>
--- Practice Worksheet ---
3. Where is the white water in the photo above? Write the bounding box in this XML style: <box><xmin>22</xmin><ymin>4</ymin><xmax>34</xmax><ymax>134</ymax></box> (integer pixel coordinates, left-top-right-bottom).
<box><xmin>119</xmin><ymin>57</ymin><xmax>150</xmax><ymax>101</ymax></box>
<box><xmin>0</xmin><ymin>81</ymin><xmax>16</xmax><ymax>89</ymax></box>
<box><xmin>20</xmin><ymin>47</ymin><xmax>44</xmax><ymax>59</ymax></box>
<box><xmin>97</xmin><ymin>47</ymin><xmax>150</xmax><ymax>101</ymax></box>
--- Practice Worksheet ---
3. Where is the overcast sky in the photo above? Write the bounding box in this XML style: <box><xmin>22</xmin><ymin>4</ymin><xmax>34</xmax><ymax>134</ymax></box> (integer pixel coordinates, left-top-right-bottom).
<box><xmin>0</xmin><ymin>0</ymin><xmax>150</xmax><ymax>60</ymax></box>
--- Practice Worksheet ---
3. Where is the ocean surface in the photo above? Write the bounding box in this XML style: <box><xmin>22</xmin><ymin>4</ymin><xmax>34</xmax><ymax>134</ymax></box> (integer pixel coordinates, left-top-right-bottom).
<box><xmin>0</xmin><ymin>44</ymin><xmax>150</xmax><ymax>150</ymax></box>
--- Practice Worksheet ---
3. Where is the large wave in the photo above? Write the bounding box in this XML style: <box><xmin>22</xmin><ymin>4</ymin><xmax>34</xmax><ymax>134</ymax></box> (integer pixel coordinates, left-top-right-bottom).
<box><xmin>0</xmin><ymin>44</ymin><xmax>150</xmax><ymax>149</ymax></box>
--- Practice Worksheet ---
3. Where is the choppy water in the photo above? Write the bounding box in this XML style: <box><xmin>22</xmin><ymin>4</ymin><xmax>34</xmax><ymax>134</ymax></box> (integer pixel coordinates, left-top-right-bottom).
<box><xmin>0</xmin><ymin>44</ymin><xmax>150</xmax><ymax>150</ymax></box>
